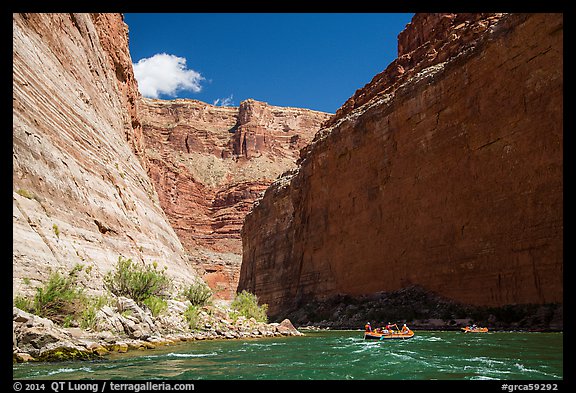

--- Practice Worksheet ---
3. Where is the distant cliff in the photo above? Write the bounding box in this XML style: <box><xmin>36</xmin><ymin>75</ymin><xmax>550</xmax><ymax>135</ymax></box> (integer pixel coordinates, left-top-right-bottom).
<box><xmin>13</xmin><ymin>13</ymin><xmax>199</xmax><ymax>297</ymax></box>
<box><xmin>139</xmin><ymin>98</ymin><xmax>330</xmax><ymax>298</ymax></box>
<box><xmin>239</xmin><ymin>13</ymin><xmax>563</xmax><ymax>320</ymax></box>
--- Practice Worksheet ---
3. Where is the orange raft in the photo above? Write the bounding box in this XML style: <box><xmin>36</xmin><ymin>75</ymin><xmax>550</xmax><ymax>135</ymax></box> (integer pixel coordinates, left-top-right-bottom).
<box><xmin>461</xmin><ymin>326</ymin><xmax>489</xmax><ymax>333</ymax></box>
<box><xmin>364</xmin><ymin>330</ymin><xmax>415</xmax><ymax>340</ymax></box>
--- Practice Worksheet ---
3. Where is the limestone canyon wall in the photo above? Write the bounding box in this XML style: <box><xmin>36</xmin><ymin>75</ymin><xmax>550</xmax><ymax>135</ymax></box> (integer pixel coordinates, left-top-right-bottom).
<box><xmin>138</xmin><ymin>98</ymin><xmax>330</xmax><ymax>298</ymax></box>
<box><xmin>239</xmin><ymin>13</ymin><xmax>563</xmax><ymax>317</ymax></box>
<box><xmin>13</xmin><ymin>13</ymin><xmax>200</xmax><ymax>298</ymax></box>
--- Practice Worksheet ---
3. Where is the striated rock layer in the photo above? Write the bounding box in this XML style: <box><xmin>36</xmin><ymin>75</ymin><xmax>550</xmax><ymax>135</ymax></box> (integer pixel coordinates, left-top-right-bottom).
<box><xmin>13</xmin><ymin>13</ymin><xmax>200</xmax><ymax>298</ymax></box>
<box><xmin>139</xmin><ymin>98</ymin><xmax>330</xmax><ymax>298</ymax></box>
<box><xmin>239</xmin><ymin>13</ymin><xmax>563</xmax><ymax>319</ymax></box>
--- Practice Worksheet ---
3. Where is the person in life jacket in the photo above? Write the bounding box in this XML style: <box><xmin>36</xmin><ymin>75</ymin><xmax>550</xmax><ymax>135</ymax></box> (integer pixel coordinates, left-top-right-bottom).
<box><xmin>401</xmin><ymin>324</ymin><xmax>410</xmax><ymax>333</ymax></box>
<box><xmin>365</xmin><ymin>322</ymin><xmax>372</xmax><ymax>332</ymax></box>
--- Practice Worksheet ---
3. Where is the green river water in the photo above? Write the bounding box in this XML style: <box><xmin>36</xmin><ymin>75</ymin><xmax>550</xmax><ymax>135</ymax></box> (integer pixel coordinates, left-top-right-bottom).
<box><xmin>13</xmin><ymin>330</ymin><xmax>563</xmax><ymax>380</ymax></box>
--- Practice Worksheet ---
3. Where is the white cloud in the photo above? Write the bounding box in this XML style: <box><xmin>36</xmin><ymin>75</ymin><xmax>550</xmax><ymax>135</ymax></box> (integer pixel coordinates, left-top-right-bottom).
<box><xmin>133</xmin><ymin>53</ymin><xmax>204</xmax><ymax>98</ymax></box>
<box><xmin>213</xmin><ymin>94</ymin><xmax>234</xmax><ymax>107</ymax></box>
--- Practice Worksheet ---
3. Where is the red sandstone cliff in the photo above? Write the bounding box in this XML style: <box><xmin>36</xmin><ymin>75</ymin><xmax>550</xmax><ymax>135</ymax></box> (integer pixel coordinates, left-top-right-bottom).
<box><xmin>139</xmin><ymin>98</ymin><xmax>330</xmax><ymax>298</ymax></box>
<box><xmin>91</xmin><ymin>14</ymin><xmax>146</xmax><ymax>162</ymax></box>
<box><xmin>12</xmin><ymin>12</ymin><xmax>330</xmax><ymax>301</ymax></box>
<box><xmin>322</xmin><ymin>13</ymin><xmax>504</xmax><ymax>130</ymax></box>
<box><xmin>13</xmin><ymin>13</ymin><xmax>199</xmax><ymax>297</ymax></box>
<box><xmin>239</xmin><ymin>13</ymin><xmax>563</xmax><ymax>317</ymax></box>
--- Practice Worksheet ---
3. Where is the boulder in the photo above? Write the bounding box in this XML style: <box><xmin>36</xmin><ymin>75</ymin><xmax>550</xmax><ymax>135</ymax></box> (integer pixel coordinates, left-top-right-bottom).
<box><xmin>14</xmin><ymin>352</ymin><xmax>36</xmax><ymax>363</ymax></box>
<box><xmin>13</xmin><ymin>321</ymin><xmax>17</xmax><ymax>350</ymax></box>
<box><xmin>38</xmin><ymin>341</ymin><xmax>96</xmax><ymax>361</ymax></box>
<box><xmin>13</xmin><ymin>307</ymin><xmax>54</xmax><ymax>329</ymax></box>
<box><xmin>95</xmin><ymin>306</ymin><xmax>125</xmax><ymax>334</ymax></box>
<box><xmin>154</xmin><ymin>300</ymin><xmax>190</xmax><ymax>332</ymax></box>
<box><xmin>117</xmin><ymin>297</ymin><xmax>157</xmax><ymax>331</ymax></box>
<box><xmin>277</xmin><ymin>319</ymin><xmax>302</xmax><ymax>336</ymax></box>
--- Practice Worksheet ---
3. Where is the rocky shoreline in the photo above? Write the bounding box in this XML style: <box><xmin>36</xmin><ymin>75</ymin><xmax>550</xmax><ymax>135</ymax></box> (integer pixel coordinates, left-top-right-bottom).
<box><xmin>279</xmin><ymin>286</ymin><xmax>563</xmax><ymax>332</ymax></box>
<box><xmin>13</xmin><ymin>288</ymin><xmax>563</xmax><ymax>364</ymax></box>
<box><xmin>13</xmin><ymin>298</ymin><xmax>302</xmax><ymax>363</ymax></box>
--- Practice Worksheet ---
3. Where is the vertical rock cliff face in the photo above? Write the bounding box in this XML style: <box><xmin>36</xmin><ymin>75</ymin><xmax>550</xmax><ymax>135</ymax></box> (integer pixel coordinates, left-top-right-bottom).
<box><xmin>13</xmin><ymin>13</ymin><xmax>199</xmax><ymax>298</ymax></box>
<box><xmin>239</xmin><ymin>13</ymin><xmax>563</xmax><ymax>317</ymax></box>
<box><xmin>90</xmin><ymin>13</ymin><xmax>146</xmax><ymax>163</ymax></box>
<box><xmin>138</xmin><ymin>98</ymin><xmax>330</xmax><ymax>298</ymax></box>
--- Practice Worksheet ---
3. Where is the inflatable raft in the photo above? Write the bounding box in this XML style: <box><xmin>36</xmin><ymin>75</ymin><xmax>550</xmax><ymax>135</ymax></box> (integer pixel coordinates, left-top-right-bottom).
<box><xmin>461</xmin><ymin>326</ymin><xmax>489</xmax><ymax>333</ymax></box>
<box><xmin>364</xmin><ymin>330</ymin><xmax>414</xmax><ymax>340</ymax></box>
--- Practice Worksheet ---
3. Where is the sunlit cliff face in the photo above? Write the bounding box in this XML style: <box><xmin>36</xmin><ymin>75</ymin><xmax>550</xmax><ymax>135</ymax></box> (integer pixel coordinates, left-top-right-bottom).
<box><xmin>13</xmin><ymin>13</ymin><xmax>199</xmax><ymax>298</ymax></box>
<box><xmin>239</xmin><ymin>13</ymin><xmax>563</xmax><ymax>316</ymax></box>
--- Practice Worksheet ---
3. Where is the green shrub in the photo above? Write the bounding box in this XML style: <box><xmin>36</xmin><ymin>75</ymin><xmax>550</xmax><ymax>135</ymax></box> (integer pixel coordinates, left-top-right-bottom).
<box><xmin>80</xmin><ymin>295</ymin><xmax>110</xmax><ymax>330</ymax></box>
<box><xmin>184</xmin><ymin>305</ymin><xmax>201</xmax><ymax>330</ymax></box>
<box><xmin>62</xmin><ymin>315</ymin><xmax>75</xmax><ymax>328</ymax></box>
<box><xmin>16</xmin><ymin>188</ymin><xmax>34</xmax><ymax>199</ymax></box>
<box><xmin>35</xmin><ymin>271</ymin><xmax>81</xmax><ymax>319</ymax></box>
<box><xmin>52</xmin><ymin>224</ymin><xmax>60</xmax><ymax>238</ymax></box>
<box><xmin>182</xmin><ymin>281</ymin><xmax>212</xmax><ymax>306</ymax></box>
<box><xmin>14</xmin><ymin>266</ymin><xmax>110</xmax><ymax>328</ymax></box>
<box><xmin>230</xmin><ymin>290</ymin><xmax>268</xmax><ymax>323</ymax></box>
<box><xmin>14</xmin><ymin>295</ymin><xmax>33</xmax><ymax>312</ymax></box>
<box><xmin>142</xmin><ymin>295</ymin><xmax>168</xmax><ymax>317</ymax></box>
<box><xmin>79</xmin><ymin>307</ymin><xmax>97</xmax><ymax>330</ymax></box>
<box><xmin>24</xmin><ymin>267</ymin><xmax>84</xmax><ymax>324</ymax></box>
<box><xmin>104</xmin><ymin>256</ymin><xmax>171</xmax><ymax>305</ymax></box>
<box><xmin>16</xmin><ymin>188</ymin><xmax>42</xmax><ymax>203</ymax></box>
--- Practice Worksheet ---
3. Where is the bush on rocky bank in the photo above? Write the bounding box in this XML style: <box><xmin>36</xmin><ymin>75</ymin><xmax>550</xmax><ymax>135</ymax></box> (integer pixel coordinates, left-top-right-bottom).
<box><xmin>13</xmin><ymin>258</ymin><xmax>302</xmax><ymax>363</ymax></box>
<box><xmin>13</xmin><ymin>297</ymin><xmax>302</xmax><ymax>363</ymax></box>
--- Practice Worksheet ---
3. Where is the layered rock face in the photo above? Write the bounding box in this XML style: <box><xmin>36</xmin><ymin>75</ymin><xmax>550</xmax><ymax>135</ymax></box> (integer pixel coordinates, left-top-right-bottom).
<box><xmin>139</xmin><ymin>98</ymin><xmax>330</xmax><ymax>298</ymax></box>
<box><xmin>13</xmin><ymin>13</ymin><xmax>199</xmax><ymax>298</ymax></box>
<box><xmin>239</xmin><ymin>13</ymin><xmax>563</xmax><ymax>318</ymax></box>
<box><xmin>323</xmin><ymin>13</ymin><xmax>504</xmax><ymax>129</ymax></box>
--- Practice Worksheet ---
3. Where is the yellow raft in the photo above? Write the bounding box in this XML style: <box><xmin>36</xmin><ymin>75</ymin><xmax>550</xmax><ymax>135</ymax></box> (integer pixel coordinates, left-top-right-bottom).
<box><xmin>364</xmin><ymin>330</ymin><xmax>415</xmax><ymax>340</ymax></box>
<box><xmin>461</xmin><ymin>326</ymin><xmax>489</xmax><ymax>333</ymax></box>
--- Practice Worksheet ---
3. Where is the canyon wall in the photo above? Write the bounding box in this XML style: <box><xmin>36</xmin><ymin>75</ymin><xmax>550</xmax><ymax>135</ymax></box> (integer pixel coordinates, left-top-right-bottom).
<box><xmin>239</xmin><ymin>13</ymin><xmax>563</xmax><ymax>317</ymax></box>
<box><xmin>13</xmin><ymin>13</ymin><xmax>200</xmax><ymax>298</ymax></box>
<box><xmin>138</xmin><ymin>98</ymin><xmax>330</xmax><ymax>298</ymax></box>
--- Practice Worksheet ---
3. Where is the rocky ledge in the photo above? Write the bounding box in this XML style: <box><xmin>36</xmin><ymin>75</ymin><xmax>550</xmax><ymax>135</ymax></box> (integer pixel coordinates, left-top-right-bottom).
<box><xmin>13</xmin><ymin>299</ymin><xmax>302</xmax><ymax>363</ymax></box>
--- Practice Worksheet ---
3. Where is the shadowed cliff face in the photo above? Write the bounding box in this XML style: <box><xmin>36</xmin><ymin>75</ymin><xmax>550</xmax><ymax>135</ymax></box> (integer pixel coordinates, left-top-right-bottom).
<box><xmin>239</xmin><ymin>13</ymin><xmax>563</xmax><ymax>319</ymax></box>
<box><xmin>13</xmin><ymin>13</ymin><xmax>199</xmax><ymax>298</ymax></box>
<box><xmin>138</xmin><ymin>98</ymin><xmax>331</xmax><ymax>299</ymax></box>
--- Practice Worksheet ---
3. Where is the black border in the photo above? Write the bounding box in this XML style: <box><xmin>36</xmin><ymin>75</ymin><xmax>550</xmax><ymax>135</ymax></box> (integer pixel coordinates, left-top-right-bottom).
<box><xmin>8</xmin><ymin>3</ymin><xmax>571</xmax><ymax>392</ymax></box>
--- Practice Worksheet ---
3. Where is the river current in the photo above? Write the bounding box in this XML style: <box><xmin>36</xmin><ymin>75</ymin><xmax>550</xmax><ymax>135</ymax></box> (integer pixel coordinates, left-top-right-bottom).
<box><xmin>13</xmin><ymin>330</ymin><xmax>562</xmax><ymax>380</ymax></box>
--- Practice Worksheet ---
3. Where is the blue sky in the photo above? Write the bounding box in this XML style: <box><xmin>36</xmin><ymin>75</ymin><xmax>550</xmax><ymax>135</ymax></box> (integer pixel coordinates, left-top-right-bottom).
<box><xmin>125</xmin><ymin>13</ymin><xmax>414</xmax><ymax>114</ymax></box>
